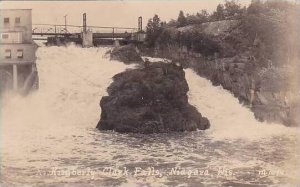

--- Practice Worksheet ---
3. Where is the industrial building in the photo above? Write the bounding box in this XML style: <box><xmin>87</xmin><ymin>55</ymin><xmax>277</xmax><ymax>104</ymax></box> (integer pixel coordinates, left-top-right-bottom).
<box><xmin>0</xmin><ymin>9</ymin><xmax>38</xmax><ymax>93</ymax></box>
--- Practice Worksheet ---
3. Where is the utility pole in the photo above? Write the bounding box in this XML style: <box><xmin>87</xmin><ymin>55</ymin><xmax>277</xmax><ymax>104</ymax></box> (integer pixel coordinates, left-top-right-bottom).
<box><xmin>64</xmin><ymin>14</ymin><xmax>68</xmax><ymax>33</ymax></box>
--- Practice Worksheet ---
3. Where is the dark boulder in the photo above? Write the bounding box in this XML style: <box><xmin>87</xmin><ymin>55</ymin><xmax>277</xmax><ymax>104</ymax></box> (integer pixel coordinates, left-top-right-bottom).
<box><xmin>97</xmin><ymin>62</ymin><xmax>210</xmax><ymax>133</ymax></box>
<box><xmin>109</xmin><ymin>44</ymin><xmax>143</xmax><ymax>64</ymax></box>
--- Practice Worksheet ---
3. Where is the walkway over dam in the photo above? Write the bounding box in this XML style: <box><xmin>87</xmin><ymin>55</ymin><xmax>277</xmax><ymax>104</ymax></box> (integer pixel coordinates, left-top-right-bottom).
<box><xmin>32</xmin><ymin>14</ymin><xmax>145</xmax><ymax>46</ymax></box>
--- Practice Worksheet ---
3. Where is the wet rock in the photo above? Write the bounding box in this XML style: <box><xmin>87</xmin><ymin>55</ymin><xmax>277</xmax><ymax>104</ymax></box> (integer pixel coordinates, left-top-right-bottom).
<box><xmin>97</xmin><ymin>62</ymin><xmax>210</xmax><ymax>133</ymax></box>
<box><xmin>251</xmin><ymin>67</ymin><xmax>300</xmax><ymax>126</ymax></box>
<box><xmin>208</xmin><ymin>58</ymin><xmax>300</xmax><ymax>126</ymax></box>
<box><xmin>109</xmin><ymin>44</ymin><xmax>143</xmax><ymax>64</ymax></box>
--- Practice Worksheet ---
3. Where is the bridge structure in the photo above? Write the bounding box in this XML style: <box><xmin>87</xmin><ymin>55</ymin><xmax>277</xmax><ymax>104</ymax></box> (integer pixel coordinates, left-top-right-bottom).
<box><xmin>32</xmin><ymin>14</ymin><xmax>145</xmax><ymax>46</ymax></box>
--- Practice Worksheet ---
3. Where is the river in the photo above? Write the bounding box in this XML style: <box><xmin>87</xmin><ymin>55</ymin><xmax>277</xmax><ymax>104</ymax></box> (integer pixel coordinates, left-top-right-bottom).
<box><xmin>1</xmin><ymin>45</ymin><xmax>299</xmax><ymax>187</ymax></box>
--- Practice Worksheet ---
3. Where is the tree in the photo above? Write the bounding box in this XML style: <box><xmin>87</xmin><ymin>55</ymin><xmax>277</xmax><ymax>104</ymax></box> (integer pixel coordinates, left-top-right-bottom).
<box><xmin>196</xmin><ymin>9</ymin><xmax>210</xmax><ymax>23</ymax></box>
<box><xmin>247</xmin><ymin>0</ymin><xmax>264</xmax><ymax>14</ymax></box>
<box><xmin>186</xmin><ymin>14</ymin><xmax>199</xmax><ymax>25</ymax></box>
<box><xmin>200</xmin><ymin>9</ymin><xmax>209</xmax><ymax>18</ymax></box>
<box><xmin>212</xmin><ymin>4</ymin><xmax>226</xmax><ymax>20</ymax></box>
<box><xmin>177</xmin><ymin>10</ymin><xmax>187</xmax><ymax>27</ymax></box>
<box><xmin>152</xmin><ymin>14</ymin><xmax>161</xmax><ymax>29</ymax></box>
<box><xmin>145</xmin><ymin>14</ymin><xmax>163</xmax><ymax>47</ymax></box>
<box><xmin>224</xmin><ymin>0</ymin><xmax>243</xmax><ymax>18</ymax></box>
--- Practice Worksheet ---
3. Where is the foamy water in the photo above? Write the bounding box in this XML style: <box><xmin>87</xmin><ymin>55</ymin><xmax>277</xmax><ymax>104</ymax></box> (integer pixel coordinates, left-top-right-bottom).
<box><xmin>185</xmin><ymin>69</ymin><xmax>298</xmax><ymax>141</ymax></box>
<box><xmin>1</xmin><ymin>45</ymin><xmax>299</xmax><ymax>186</ymax></box>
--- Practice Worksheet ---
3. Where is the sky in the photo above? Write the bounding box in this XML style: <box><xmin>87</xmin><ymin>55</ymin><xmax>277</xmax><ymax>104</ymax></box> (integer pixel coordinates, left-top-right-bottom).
<box><xmin>0</xmin><ymin>0</ymin><xmax>252</xmax><ymax>29</ymax></box>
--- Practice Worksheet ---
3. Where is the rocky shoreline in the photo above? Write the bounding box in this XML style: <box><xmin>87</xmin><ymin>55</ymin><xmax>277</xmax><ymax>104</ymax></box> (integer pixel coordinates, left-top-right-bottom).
<box><xmin>139</xmin><ymin>19</ymin><xmax>299</xmax><ymax>127</ymax></box>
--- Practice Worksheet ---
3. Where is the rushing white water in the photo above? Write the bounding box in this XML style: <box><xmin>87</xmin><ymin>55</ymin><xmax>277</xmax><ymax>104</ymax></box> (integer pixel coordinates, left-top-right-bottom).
<box><xmin>1</xmin><ymin>45</ymin><xmax>299</xmax><ymax>186</ymax></box>
<box><xmin>185</xmin><ymin>69</ymin><xmax>298</xmax><ymax>141</ymax></box>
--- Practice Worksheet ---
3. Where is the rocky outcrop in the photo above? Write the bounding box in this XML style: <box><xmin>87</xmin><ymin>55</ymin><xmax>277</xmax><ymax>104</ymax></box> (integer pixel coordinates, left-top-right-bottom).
<box><xmin>142</xmin><ymin>18</ymin><xmax>299</xmax><ymax>126</ymax></box>
<box><xmin>97</xmin><ymin>62</ymin><xmax>210</xmax><ymax>133</ymax></box>
<box><xmin>151</xmin><ymin>49</ymin><xmax>299</xmax><ymax>127</ymax></box>
<box><xmin>109</xmin><ymin>44</ymin><xmax>143</xmax><ymax>64</ymax></box>
<box><xmin>251</xmin><ymin>66</ymin><xmax>300</xmax><ymax>126</ymax></box>
<box><xmin>192</xmin><ymin>55</ymin><xmax>300</xmax><ymax>126</ymax></box>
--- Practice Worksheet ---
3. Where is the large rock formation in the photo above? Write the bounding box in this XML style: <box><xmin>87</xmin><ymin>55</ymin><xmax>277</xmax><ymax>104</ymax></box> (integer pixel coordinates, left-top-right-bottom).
<box><xmin>97</xmin><ymin>62</ymin><xmax>210</xmax><ymax>133</ymax></box>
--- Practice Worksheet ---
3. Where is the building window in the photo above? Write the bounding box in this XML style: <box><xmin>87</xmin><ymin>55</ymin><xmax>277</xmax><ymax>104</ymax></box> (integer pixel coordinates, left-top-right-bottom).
<box><xmin>15</xmin><ymin>17</ymin><xmax>21</xmax><ymax>24</ymax></box>
<box><xmin>5</xmin><ymin>49</ymin><xmax>11</xmax><ymax>59</ymax></box>
<box><xmin>17</xmin><ymin>49</ymin><xmax>24</xmax><ymax>59</ymax></box>
<box><xmin>4</xmin><ymin>17</ymin><xmax>9</xmax><ymax>24</ymax></box>
<box><xmin>1</xmin><ymin>34</ymin><xmax>9</xmax><ymax>39</ymax></box>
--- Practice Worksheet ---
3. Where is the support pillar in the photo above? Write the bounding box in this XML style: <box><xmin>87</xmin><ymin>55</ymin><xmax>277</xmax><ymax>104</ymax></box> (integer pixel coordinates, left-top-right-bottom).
<box><xmin>138</xmin><ymin>16</ymin><xmax>142</xmax><ymax>32</ymax></box>
<box><xmin>114</xmin><ymin>39</ymin><xmax>120</xmax><ymax>47</ymax></box>
<box><xmin>82</xmin><ymin>31</ymin><xmax>93</xmax><ymax>47</ymax></box>
<box><xmin>13</xmin><ymin>64</ymin><xmax>18</xmax><ymax>90</ymax></box>
<box><xmin>83</xmin><ymin>13</ymin><xmax>87</xmax><ymax>33</ymax></box>
<box><xmin>82</xmin><ymin>13</ymin><xmax>93</xmax><ymax>47</ymax></box>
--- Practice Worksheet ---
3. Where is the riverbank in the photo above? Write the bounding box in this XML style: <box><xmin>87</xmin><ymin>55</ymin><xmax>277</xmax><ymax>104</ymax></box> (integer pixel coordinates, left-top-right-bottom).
<box><xmin>139</xmin><ymin>14</ymin><xmax>300</xmax><ymax>127</ymax></box>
